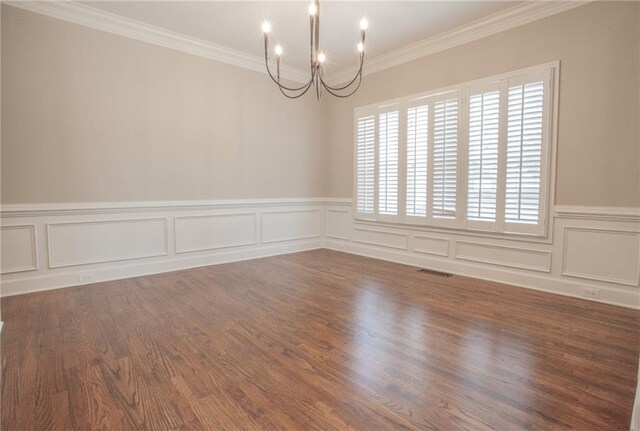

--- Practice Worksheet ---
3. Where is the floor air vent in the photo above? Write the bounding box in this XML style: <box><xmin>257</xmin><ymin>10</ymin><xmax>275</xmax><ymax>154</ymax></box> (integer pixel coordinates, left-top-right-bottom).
<box><xmin>418</xmin><ymin>268</ymin><xmax>453</xmax><ymax>278</ymax></box>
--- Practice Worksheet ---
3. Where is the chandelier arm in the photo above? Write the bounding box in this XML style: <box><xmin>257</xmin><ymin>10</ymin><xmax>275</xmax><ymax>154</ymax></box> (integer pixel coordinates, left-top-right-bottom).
<box><xmin>318</xmin><ymin>54</ymin><xmax>364</xmax><ymax>91</ymax></box>
<box><xmin>316</xmin><ymin>68</ymin><xmax>321</xmax><ymax>100</ymax></box>
<box><xmin>277</xmin><ymin>78</ymin><xmax>315</xmax><ymax>99</ymax></box>
<box><xmin>264</xmin><ymin>37</ymin><xmax>314</xmax><ymax>91</ymax></box>
<box><xmin>319</xmin><ymin>68</ymin><xmax>363</xmax><ymax>98</ymax></box>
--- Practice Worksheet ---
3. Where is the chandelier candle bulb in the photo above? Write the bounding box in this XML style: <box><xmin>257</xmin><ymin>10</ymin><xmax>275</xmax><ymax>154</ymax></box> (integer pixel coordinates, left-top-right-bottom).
<box><xmin>318</xmin><ymin>52</ymin><xmax>326</xmax><ymax>63</ymax></box>
<box><xmin>360</xmin><ymin>18</ymin><xmax>368</xmax><ymax>30</ymax></box>
<box><xmin>261</xmin><ymin>21</ymin><xmax>271</xmax><ymax>34</ymax></box>
<box><xmin>357</xmin><ymin>42</ymin><xmax>364</xmax><ymax>53</ymax></box>
<box><xmin>275</xmin><ymin>45</ymin><xmax>283</xmax><ymax>56</ymax></box>
<box><xmin>308</xmin><ymin>3</ymin><xmax>317</xmax><ymax>16</ymax></box>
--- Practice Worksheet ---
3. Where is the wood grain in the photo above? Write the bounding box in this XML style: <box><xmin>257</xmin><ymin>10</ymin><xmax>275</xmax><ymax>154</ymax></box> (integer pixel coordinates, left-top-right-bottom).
<box><xmin>2</xmin><ymin>249</ymin><xmax>638</xmax><ymax>430</ymax></box>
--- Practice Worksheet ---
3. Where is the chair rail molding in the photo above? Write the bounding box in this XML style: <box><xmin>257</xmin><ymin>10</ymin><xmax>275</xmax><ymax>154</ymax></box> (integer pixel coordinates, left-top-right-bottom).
<box><xmin>0</xmin><ymin>198</ymin><xmax>346</xmax><ymax>218</ymax></box>
<box><xmin>554</xmin><ymin>205</ymin><xmax>640</xmax><ymax>222</ymax></box>
<box><xmin>1</xmin><ymin>199</ymin><xmax>638</xmax><ymax>309</ymax></box>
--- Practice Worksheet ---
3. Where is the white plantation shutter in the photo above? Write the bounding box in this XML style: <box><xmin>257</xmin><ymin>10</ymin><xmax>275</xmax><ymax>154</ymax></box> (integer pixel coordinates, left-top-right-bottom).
<box><xmin>467</xmin><ymin>85</ymin><xmax>500</xmax><ymax>224</ymax></box>
<box><xmin>356</xmin><ymin>114</ymin><xmax>375</xmax><ymax>215</ymax></box>
<box><xmin>353</xmin><ymin>64</ymin><xmax>554</xmax><ymax>237</ymax></box>
<box><xmin>378</xmin><ymin>110</ymin><xmax>400</xmax><ymax>215</ymax></box>
<box><xmin>432</xmin><ymin>94</ymin><xmax>459</xmax><ymax>221</ymax></box>
<box><xmin>406</xmin><ymin>104</ymin><xmax>429</xmax><ymax>217</ymax></box>
<box><xmin>505</xmin><ymin>73</ymin><xmax>546</xmax><ymax>231</ymax></box>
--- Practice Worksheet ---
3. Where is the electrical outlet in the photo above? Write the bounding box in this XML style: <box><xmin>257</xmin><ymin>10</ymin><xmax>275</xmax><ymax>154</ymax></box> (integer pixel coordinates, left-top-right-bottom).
<box><xmin>582</xmin><ymin>288</ymin><xmax>601</xmax><ymax>299</ymax></box>
<box><xmin>78</xmin><ymin>272</ymin><xmax>95</xmax><ymax>283</ymax></box>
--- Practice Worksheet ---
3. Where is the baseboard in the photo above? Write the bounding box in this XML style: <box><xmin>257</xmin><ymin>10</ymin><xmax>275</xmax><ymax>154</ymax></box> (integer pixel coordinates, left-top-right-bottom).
<box><xmin>1</xmin><ymin>239</ymin><xmax>323</xmax><ymax>297</ymax></box>
<box><xmin>5</xmin><ymin>238</ymin><xmax>637</xmax><ymax>309</ymax></box>
<box><xmin>324</xmin><ymin>239</ymin><xmax>639</xmax><ymax>309</ymax></box>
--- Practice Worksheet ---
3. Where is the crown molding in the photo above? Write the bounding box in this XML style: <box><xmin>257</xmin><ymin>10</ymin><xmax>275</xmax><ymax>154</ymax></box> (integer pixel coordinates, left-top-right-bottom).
<box><xmin>6</xmin><ymin>1</ymin><xmax>591</xmax><ymax>87</ymax></box>
<box><xmin>5</xmin><ymin>1</ymin><xmax>310</xmax><ymax>84</ymax></box>
<box><xmin>325</xmin><ymin>1</ymin><xmax>592</xmax><ymax>84</ymax></box>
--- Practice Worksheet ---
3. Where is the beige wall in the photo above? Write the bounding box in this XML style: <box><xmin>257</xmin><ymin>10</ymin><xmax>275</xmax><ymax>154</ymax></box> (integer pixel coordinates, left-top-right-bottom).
<box><xmin>2</xmin><ymin>2</ymin><xmax>639</xmax><ymax>207</ymax></box>
<box><xmin>324</xmin><ymin>1</ymin><xmax>640</xmax><ymax>207</ymax></box>
<box><xmin>1</xmin><ymin>5</ymin><xmax>325</xmax><ymax>203</ymax></box>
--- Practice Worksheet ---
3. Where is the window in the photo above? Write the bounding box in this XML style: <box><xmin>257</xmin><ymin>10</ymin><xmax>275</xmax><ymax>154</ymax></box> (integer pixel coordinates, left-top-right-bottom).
<box><xmin>354</xmin><ymin>63</ymin><xmax>556</xmax><ymax>236</ymax></box>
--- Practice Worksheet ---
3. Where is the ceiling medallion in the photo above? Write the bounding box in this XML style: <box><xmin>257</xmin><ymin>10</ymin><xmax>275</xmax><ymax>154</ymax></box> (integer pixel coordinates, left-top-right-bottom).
<box><xmin>261</xmin><ymin>1</ymin><xmax>367</xmax><ymax>100</ymax></box>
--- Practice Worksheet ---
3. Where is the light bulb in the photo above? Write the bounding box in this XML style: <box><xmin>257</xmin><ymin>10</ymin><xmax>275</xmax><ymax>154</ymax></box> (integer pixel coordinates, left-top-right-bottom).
<box><xmin>359</xmin><ymin>18</ymin><xmax>368</xmax><ymax>30</ymax></box>
<box><xmin>262</xmin><ymin>21</ymin><xmax>271</xmax><ymax>34</ymax></box>
<box><xmin>308</xmin><ymin>2</ymin><xmax>317</xmax><ymax>15</ymax></box>
<box><xmin>275</xmin><ymin>45</ymin><xmax>283</xmax><ymax>56</ymax></box>
<box><xmin>318</xmin><ymin>52</ymin><xmax>326</xmax><ymax>63</ymax></box>
<box><xmin>357</xmin><ymin>42</ymin><xmax>364</xmax><ymax>53</ymax></box>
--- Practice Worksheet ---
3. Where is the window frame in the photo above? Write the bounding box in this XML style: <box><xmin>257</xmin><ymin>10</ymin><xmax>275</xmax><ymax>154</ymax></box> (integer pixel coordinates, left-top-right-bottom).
<box><xmin>352</xmin><ymin>61</ymin><xmax>559</xmax><ymax>240</ymax></box>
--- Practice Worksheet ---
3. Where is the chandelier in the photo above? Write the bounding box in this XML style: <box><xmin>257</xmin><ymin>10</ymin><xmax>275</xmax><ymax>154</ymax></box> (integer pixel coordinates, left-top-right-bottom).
<box><xmin>261</xmin><ymin>1</ymin><xmax>367</xmax><ymax>100</ymax></box>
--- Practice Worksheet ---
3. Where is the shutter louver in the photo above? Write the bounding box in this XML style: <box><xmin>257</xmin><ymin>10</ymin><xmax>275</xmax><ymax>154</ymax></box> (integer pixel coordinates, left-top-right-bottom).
<box><xmin>356</xmin><ymin>115</ymin><xmax>375</xmax><ymax>214</ymax></box>
<box><xmin>505</xmin><ymin>80</ymin><xmax>544</xmax><ymax>224</ymax></box>
<box><xmin>467</xmin><ymin>90</ymin><xmax>499</xmax><ymax>222</ymax></box>
<box><xmin>432</xmin><ymin>97</ymin><xmax>458</xmax><ymax>219</ymax></box>
<box><xmin>406</xmin><ymin>105</ymin><xmax>429</xmax><ymax>217</ymax></box>
<box><xmin>378</xmin><ymin>111</ymin><xmax>399</xmax><ymax>215</ymax></box>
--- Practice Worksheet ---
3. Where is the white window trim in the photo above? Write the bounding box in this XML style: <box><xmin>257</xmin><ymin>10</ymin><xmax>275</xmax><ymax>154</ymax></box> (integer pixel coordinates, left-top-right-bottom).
<box><xmin>352</xmin><ymin>61</ymin><xmax>560</xmax><ymax>242</ymax></box>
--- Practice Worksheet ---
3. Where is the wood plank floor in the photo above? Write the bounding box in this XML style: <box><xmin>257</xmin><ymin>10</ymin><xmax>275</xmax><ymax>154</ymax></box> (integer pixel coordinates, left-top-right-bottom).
<box><xmin>2</xmin><ymin>249</ymin><xmax>639</xmax><ymax>430</ymax></box>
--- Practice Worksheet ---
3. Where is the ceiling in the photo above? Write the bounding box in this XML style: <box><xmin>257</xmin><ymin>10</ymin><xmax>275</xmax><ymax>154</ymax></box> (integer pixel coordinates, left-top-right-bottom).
<box><xmin>80</xmin><ymin>1</ymin><xmax>521</xmax><ymax>74</ymax></box>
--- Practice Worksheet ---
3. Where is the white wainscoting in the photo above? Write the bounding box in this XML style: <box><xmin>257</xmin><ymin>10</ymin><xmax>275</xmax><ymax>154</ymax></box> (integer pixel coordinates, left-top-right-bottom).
<box><xmin>175</xmin><ymin>212</ymin><xmax>257</xmax><ymax>254</ymax></box>
<box><xmin>326</xmin><ymin>208</ymin><xmax>351</xmax><ymax>241</ymax></box>
<box><xmin>1</xmin><ymin>224</ymin><xmax>38</xmax><ymax>274</ymax></box>
<box><xmin>0</xmin><ymin>199</ymin><xmax>328</xmax><ymax>297</ymax></box>
<box><xmin>413</xmin><ymin>235</ymin><xmax>449</xmax><ymax>257</ymax></box>
<box><xmin>323</xmin><ymin>201</ymin><xmax>640</xmax><ymax>309</ymax></box>
<box><xmin>1</xmin><ymin>199</ymin><xmax>639</xmax><ymax>309</ymax></box>
<box><xmin>561</xmin><ymin>227</ymin><xmax>640</xmax><ymax>286</ymax></box>
<box><xmin>353</xmin><ymin>226</ymin><xmax>409</xmax><ymax>250</ymax></box>
<box><xmin>261</xmin><ymin>208</ymin><xmax>322</xmax><ymax>244</ymax></box>
<box><xmin>47</xmin><ymin>217</ymin><xmax>169</xmax><ymax>268</ymax></box>
<box><xmin>454</xmin><ymin>241</ymin><xmax>552</xmax><ymax>273</ymax></box>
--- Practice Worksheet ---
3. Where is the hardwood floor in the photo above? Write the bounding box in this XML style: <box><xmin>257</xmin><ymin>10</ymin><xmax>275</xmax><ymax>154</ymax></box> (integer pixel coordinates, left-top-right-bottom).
<box><xmin>1</xmin><ymin>249</ymin><xmax>639</xmax><ymax>430</ymax></box>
